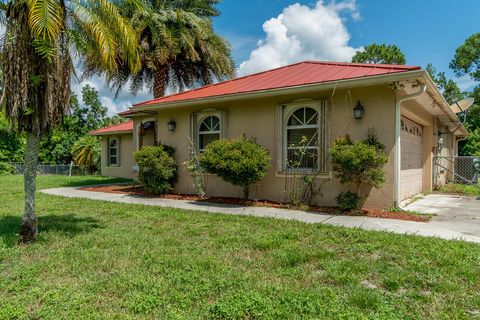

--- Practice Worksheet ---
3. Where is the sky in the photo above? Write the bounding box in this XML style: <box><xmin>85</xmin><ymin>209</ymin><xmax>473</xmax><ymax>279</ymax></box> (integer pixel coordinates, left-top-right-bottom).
<box><xmin>77</xmin><ymin>0</ymin><xmax>480</xmax><ymax>115</ymax></box>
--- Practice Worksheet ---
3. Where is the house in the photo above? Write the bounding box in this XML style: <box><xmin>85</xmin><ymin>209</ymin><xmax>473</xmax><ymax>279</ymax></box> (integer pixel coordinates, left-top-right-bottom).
<box><xmin>90</xmin><ymin>61</ymin><xmax>467</xmax><ymax>209</ymax></box>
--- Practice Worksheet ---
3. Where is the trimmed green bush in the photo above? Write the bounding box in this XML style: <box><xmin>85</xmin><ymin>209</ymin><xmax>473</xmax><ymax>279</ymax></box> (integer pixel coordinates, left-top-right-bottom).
<box><xmin>336</xmin><ymin>191</ymin><xmax>362</xmax><ymax>211</ymax></box>
<box><xmin>134</xmin><ymin>145</ymin><xmax>177</xmax><ymax>195</ymax></box>
<box><xmin>200</xmin><ymin>136</ymin><xmax>271</xmax><ymax>199</ymax></box>
<box><xmin>330</xmin><ymin>129</ymin><xmax>388</xmax><ymax>210</ymax></box>
<box><xmin>330</xmin><ymin>139</ymin><xmax>388</xmax><ymax>189</ymax></box>
<box><xmin>0</xmin><ymin>162</ymin><xmax>14</xmax><ymax>175</ymax></box>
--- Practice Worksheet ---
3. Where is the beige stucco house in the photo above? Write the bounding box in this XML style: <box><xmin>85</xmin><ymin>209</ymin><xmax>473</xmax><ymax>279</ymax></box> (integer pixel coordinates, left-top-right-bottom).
<box><xmin>90</xmin><ymin>61</ymin><xmax>467</xmax><ymax>209</ymax></box>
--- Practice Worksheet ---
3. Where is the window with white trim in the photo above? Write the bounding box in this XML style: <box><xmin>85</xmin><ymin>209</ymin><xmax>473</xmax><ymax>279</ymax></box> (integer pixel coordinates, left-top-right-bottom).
<box><xmin>193</xmin><ymin>112</ymin><xmax>225</xmax><ymax>152</ymax></box>
<box><xmin>280</xmin><ymin>101</ymin><xmax>328</xmax><ymax>173</ymax></box>
<box><xmin>108</xmin><ymin>137</ymin><xmax>119</xmax><ymax>166</ymax></box>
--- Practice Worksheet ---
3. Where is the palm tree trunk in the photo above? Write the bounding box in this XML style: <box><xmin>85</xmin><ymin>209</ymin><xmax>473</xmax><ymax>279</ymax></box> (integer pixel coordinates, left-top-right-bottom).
<box><xmin>153</xmin><ymin>65</ymin><xmax>169</xmax><ymax>98</ymax></box>
<box><xmin>19</xmin><ymin>133</ymin><xmax>40</xmax><ymax>243</ymax></box>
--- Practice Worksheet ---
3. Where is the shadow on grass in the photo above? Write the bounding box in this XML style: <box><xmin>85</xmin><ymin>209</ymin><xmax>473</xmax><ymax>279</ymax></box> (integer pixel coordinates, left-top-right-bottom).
<box><xmin>0</xmin><ymin>214</ymin><xmax>101</xmax><ymax>247</ymax></box>
<box><xmin>57</xmin><ymin>177</ymin><xmax>133</xmax><ymax>188</ymax></box>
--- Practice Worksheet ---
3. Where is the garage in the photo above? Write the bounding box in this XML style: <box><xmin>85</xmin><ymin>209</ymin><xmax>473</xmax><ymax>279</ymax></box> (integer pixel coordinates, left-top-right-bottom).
<box><xmin>400</xmin><ymin>116</ymin><xmax>424</xmax><ymax>200</ymax></box>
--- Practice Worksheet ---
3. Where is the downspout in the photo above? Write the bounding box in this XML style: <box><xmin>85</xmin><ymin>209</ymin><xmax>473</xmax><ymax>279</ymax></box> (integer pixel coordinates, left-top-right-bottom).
<box><xmin>394</xmin><ymin>82</ymin><xmax>427</xmax><ymax>208</ymax></box>
<box><xmin>456</xmin><ymin>136</ymin><xmax>468</xmax><ymax>156</ymax></box>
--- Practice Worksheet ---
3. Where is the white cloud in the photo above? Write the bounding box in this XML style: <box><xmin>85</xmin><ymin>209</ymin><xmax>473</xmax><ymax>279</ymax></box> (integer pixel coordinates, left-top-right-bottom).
<box><xmin>237</xmin><ymin>0</ymin><xmax>362</xmax><ymax>76</ymax></box>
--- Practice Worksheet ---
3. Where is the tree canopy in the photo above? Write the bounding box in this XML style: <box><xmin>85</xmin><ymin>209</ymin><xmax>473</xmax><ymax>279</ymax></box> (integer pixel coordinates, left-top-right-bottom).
<box><xmin>426</xmin><ymin>63</ymin><xmax>464</xmax><ymax>105</ymax></box>
<box><xmin>39</xmin><ymin>84</ymin><xmax>120</xmax><ymax>164</ymax></box>
<box><xmin>352</xmin><ymin>43</ymin><xmax>406</xmax><ymax>65</ymax></box>
<box><xmin>446</xmin><ymin>33</ymin><xmax>480</xmax><ymax>156</ymax></box>
<box><xmin>450</xmin><ymin>33</ymin><xmax>480</xmax><ymax>81</ymax></box>
<box><xmin>0</xmin><ymin>111</ymin><xmax>24</xmax><ymax>162</ymax></box>
<box><xmin>85</xmin><ymin>0</ymin><xmax>235</xmax><ymax>98</ymax></box>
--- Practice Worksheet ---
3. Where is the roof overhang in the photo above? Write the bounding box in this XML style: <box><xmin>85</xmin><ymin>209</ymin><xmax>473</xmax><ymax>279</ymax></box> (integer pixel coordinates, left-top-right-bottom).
<box><xmin>89</xmin><ymin>130</ymin><xmax>132</xmax><ymax>136</ymax></box>
<box><xmin>125</xmin><ymin>70</ymin><xmax>425</xmax><ymax>113</ymax></box>
<box><xmin>416</xmin><ymin>72</ymin><xmax>468</xmax><ymax>136</ymax></box>
<box><xmin>120</xmin><ymin>69</ymin><xmax>467</xmax><ymax>135</ymax></box>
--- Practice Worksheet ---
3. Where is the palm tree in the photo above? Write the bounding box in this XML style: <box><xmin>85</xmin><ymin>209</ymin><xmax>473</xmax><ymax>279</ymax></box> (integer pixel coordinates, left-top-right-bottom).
<box><xmin>72</xmin><ymin>135</ymin><xmax>100</xmax><ymax>174</ymax></box>
<box><xmin>84</xmin><ymin>0</ymin><xmax>235</xmax><ymax>98</ymax></box>
<box><xmin>0</xmin><ymin>0</ymin><xmax>141</xmax><ymax>242</ymax></box>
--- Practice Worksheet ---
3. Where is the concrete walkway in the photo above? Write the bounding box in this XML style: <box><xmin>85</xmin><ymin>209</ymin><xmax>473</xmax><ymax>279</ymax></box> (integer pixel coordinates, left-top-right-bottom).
<box><xmin>41</xmin><ymin>187</ymin><xmax>480</xmax><ymax>244</ymax></box>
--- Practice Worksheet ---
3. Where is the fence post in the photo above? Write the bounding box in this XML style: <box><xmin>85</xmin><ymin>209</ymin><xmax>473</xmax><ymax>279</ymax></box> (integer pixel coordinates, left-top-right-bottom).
<box><xmin>69</xmin><ymin>161</ymin><xmax>73</xmax><ymax>177</ymax></box>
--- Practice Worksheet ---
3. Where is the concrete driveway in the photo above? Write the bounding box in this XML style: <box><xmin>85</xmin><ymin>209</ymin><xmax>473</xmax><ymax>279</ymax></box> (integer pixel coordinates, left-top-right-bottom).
<box><xmin>406</xmin><ymin>193</ymin><xmax>480</xmax><ymax>242</ymax></box>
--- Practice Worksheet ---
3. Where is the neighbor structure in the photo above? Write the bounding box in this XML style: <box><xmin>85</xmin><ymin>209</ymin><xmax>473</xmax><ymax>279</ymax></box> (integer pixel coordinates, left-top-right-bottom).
<box><xmin>90</xmin><ymin>61</ymin><xmax>467</xmax><ymax>208</ymax></box>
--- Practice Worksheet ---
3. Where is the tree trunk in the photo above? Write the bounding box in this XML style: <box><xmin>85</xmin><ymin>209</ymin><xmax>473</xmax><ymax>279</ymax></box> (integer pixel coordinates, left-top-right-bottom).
<box><xmin>19</xmin><ymin>133</ymin><xmax>40</xmax><ymax>243</ymax></box>
<box><xmin>243</xmin><ymin>185</ymin><xmax>249</xmax><ymax>201</ymax></box>
<box><xmin>153</xmin><ymin>65</ymin><xmax>169</xmax><ymax>98</ymax></box>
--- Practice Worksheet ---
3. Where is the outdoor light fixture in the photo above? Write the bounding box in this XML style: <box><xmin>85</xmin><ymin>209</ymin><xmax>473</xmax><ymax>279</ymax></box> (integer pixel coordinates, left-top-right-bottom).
<box><xmin>167</xmin><ymin>119</ymin><xmax>176</xmax><ymax>132</ymax></box>
<box><xmin>353</xmin><ymin>101</ymin><xmax>364</xmax><ymax>119</ymax></box>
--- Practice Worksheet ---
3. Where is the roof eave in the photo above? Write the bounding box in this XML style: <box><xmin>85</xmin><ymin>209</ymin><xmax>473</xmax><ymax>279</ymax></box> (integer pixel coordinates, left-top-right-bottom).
<box><xmin>420</xmin><ymin>72</ymin><xmax>468</xmax><ymax>136</ymax></box>
<box><xmin>89</xmin><ymin>130</ymin><xmax>133</xmax><ymax>136</ymax></box>
<box><xmin>130</xmin><ymin>70</ymin><xmax>426</xmax><ymax>112</ymax></box>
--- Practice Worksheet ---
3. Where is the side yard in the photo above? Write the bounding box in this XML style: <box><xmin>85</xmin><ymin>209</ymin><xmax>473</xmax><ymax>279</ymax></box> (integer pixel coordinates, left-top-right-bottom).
<box><xmin>437</xmin><ymin>183</ymin><xmax>480</xmax><ymax>196</ymax></box>
<box><xmin>0</xmin><ymin>175</ymin><xmax>479</xmax><ymax>319</ymax></box>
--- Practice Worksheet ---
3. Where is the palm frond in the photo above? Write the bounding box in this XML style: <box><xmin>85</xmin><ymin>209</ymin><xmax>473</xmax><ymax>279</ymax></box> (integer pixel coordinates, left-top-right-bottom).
<box><xmin>26</xmin><ymin>0</ymin><xmax>65</xmax><ymax>40</ymax></box>
<box><xmin>72</xmin><ymin>0</ymin><xmax>141</xmax><ymax>73</ymax></box>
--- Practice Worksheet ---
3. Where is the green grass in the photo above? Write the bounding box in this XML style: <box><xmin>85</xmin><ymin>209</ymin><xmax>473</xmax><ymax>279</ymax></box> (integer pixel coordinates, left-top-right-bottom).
<box><xmin>0</xmin><ymin>175</ymin><xmax>479</xmax><ymax>319</ymax></box>
<box><xmin>437</xmin><ymin>182</ymin><xmax>480</xmax><ymax>196</ymax></box>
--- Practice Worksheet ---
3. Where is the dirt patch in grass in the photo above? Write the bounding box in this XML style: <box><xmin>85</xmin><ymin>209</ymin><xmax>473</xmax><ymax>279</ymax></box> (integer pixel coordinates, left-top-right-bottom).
<box><xmin>80</xmin><ymin>184</ymin><xmax>429</xmax><ymax>222</ymax></box>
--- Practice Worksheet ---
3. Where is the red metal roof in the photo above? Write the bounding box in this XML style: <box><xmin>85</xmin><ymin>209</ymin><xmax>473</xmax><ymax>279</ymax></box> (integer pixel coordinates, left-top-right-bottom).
<box><xmin>89</xmin><ymin>121</ymin><xmax>133</xmax><ymax>135</ymax></box>
<box><xmin>134</xmin><ymin>61</ymin><xmax>421</xmax><ymax>108</ymax></box>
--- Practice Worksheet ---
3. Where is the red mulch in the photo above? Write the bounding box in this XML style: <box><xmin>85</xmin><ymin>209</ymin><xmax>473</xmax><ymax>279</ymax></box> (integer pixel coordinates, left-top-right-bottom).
<box><xmin>79</xmin><ymin>184</ymin><xmax>429</xmax><ymax>222</ymax></box>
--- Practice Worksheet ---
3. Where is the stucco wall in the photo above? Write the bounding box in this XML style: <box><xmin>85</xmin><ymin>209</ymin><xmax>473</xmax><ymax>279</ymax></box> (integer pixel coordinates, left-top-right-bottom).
<box><xmin>130</xmin><ymin>85</ymin><xmax>398</xmax><ymax>209</ymax></box>
<box><xmin>100</xmin><ymin>133</ymin><xmax>136</xmax><ymax>179</ymax></box>
<box><xmin>435</xmin><ymin>125</ymin><xmax>456</xmax><ymax>186</ymax></box>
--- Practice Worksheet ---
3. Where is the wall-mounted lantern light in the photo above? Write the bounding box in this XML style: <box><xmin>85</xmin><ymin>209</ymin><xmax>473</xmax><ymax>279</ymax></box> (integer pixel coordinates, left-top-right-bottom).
<box><xmin>353</xmin><ymin>101</ymin><xmax>364</xmax><ymax>120</ymax></box>
<box><xmin>167</xmin><ymin>119</ymin><xmax>176</xmax><ymax>132</ymax></box>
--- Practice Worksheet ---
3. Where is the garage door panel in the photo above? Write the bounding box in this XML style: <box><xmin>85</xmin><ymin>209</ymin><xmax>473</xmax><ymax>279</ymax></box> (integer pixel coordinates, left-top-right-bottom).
<box><xmin>400</xmin><ymin>116</ymin><xmax>423</xmax><ymax>201</ymax></box>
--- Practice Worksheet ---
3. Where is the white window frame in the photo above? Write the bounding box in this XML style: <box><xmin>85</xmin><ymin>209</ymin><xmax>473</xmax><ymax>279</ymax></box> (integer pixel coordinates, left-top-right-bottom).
<box><xmin>191</xmin><ymin>110</ymin><xmax>226</xmax><ymax>152</ymax></box>
<box><xmin>107</xmin><ymin>137</ymin><xmax>120</xmax><ymax>167</ymax></box>
<box><xmin>277</xmin><ymin>100</ymin><xmax>329</xmax><ymax>175</ymax></box>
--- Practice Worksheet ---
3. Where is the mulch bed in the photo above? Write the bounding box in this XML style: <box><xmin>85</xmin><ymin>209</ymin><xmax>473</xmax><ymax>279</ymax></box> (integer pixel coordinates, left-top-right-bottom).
<box><xmin>79</xmin><ymin>184</ymin><xmax>430</xmax><ymax>222</ymax></box>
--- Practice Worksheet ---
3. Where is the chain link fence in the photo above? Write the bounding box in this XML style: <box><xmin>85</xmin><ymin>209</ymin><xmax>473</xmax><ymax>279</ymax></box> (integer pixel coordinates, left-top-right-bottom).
<box><xmin>433</xmin><ymin>156</ymin><xmax>480</xmax><ymax>186</ymax></box>
<box><xmin>9</xmin><ymin>163</ymin><xmax>94</xmax><ymax>176</ymax></box>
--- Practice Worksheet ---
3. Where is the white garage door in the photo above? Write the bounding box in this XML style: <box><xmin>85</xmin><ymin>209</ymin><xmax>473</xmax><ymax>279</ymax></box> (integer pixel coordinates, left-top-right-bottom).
<box><xmin>400</xmin><ymin>116</ymin><xmax>423</xmax><ymax>201</ymax></box>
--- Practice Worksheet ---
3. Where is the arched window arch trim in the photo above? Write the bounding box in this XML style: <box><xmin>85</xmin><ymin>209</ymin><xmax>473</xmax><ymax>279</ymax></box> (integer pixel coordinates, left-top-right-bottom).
<box><xmin>190</xmin><ymin>110</ymin><xmax>226</xmax><ymax>152</ymax></box>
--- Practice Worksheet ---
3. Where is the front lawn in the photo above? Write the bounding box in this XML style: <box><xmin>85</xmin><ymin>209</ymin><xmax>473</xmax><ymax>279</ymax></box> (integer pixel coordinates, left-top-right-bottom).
<box><xmin>0</xmin><ymin>175</ymin><xmax>479</xmax><ymax>319</ymax></box>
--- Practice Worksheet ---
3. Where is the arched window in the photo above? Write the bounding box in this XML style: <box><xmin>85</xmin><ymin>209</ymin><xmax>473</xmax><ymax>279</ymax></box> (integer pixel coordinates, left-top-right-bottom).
<box><xmin>286</xmin><ymin>107</ymin><xmax>319</xmax><ymax>170</ymax></box>
<box><xmin>198</xmin><ymin>115</ymin><xmax>221</xmax><ymax>151</ymax></box>
<box><xmin>108</xmin><ymin>137</ymin><xmax>119</xmax><ymax>166</ymax></box>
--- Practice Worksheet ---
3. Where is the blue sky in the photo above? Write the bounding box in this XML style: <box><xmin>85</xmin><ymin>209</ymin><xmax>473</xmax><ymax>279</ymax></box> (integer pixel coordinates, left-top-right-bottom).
<box><xmin>87</xmin><ymin>0</ymin><xmax>480</xmax><ymax>114</ymax></box>
<box><xmin>215</xmin><ymin>0</ymin><xmax>478</xmax><ymax>84</ymax></box>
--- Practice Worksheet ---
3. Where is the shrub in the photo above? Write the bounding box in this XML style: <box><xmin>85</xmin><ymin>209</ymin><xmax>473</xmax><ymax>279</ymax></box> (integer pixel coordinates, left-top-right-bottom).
<box><xmin>134</xmin><ymin>145</ymin><xmax>177</xmax><ymax>194</ymax></box>
<box><xmin>200</xmin><ymin>136</ymin><xmax>271</xmax><ymax>199</ymax></box>
<box><xmin>0</xmin><ymin>162</ymin><xmax>14</xmax><ymax>175</ymax></box>
<box><xmin>336</xmin><ymin>191</ymin><xmax>362</xmax><ymax>211</ymax></box>
<box><xmin>363</xmin><ymin>127</ymin><xmax>385</xmax><ymax>152</ymax></box>
<box><xmin>330</xmin><ymin>139</ymin><xmax>388</xmax><ymax>189</ymax></box>
<box><xmin>331</xmin><ymin>128</ymin><xmax>388</xmax><ymax>210</ymax></box>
